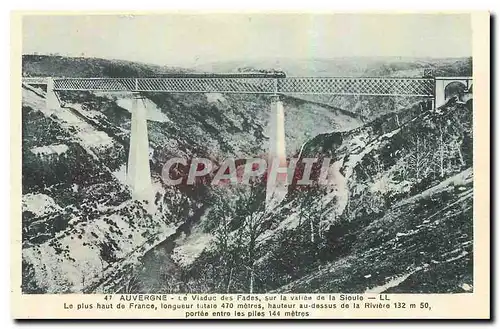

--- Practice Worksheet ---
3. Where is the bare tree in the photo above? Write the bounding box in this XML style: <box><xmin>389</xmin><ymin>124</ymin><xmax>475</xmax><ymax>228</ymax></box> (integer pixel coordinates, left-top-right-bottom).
<box><xmin>209</xmin><ymin>193</ymin><xmax>239</xmax><ymax>293</ymax></box>
<box><xmin>407</xmin><ymin>135</ymin><xmax>434</xmax><ymax>180</ymax></box>
<box><xmin>205</xmin><ymin>185</ymin><xmax>267</xmax><ymax>293</ymax></box>
<box><xmin>235</xmin><ymin>187</ymin><xmax>267</xmax><ymax>293</ymax></box>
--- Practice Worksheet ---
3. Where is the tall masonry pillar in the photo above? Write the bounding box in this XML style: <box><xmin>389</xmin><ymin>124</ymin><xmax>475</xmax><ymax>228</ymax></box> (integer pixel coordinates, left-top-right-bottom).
<box><xmin>266</xmin><ymin>96</ymin><xmax>288</xmax><ymax>206</ymax></box>
<box><xmin>46</xmin><ymin>78</ymin><xmax>60</xmax><ymax>110</ymax></box>
<box><xmin>127</xmin><ymin>94</ymin><xmax>153</xmax><ymax>202</ymax></box>
<box><xmin>434</xmin><ymin>78</ymin><xmax>446</xmax><ymax>108</ymax></box>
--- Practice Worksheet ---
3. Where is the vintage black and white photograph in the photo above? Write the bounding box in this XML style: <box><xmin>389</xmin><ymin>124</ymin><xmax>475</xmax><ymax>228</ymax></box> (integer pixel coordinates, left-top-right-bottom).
<box><xmin>19</xmin><ymin>13</ymin><xmax>475</xmax><ymax>296</ymax></box>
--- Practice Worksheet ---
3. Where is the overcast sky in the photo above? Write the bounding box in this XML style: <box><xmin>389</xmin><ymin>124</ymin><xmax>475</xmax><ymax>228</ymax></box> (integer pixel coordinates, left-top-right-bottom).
<box><xmin>22</xmin><ymin>13</ymin><xmax>472</xmax><ymax>66</ymax></box>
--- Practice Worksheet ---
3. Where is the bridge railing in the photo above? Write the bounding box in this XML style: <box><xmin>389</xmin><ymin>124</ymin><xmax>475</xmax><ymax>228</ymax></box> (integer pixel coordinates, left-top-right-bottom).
<box><xmin>53</xmin><ymin>78</ymin><xmax>136</xmax><ymax>91</ymax></box>
<box><xmin>136</xmin><ymin>77</ymin><xmax>278</xmax><ymax>94</ymax></box>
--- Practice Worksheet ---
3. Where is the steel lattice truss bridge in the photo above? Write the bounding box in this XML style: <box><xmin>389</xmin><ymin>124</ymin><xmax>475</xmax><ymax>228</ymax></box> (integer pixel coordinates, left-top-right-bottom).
<box><xmin>23</xmin><ymin>73</ymin><xmax>436</xmax><ymax>97</ymax></box>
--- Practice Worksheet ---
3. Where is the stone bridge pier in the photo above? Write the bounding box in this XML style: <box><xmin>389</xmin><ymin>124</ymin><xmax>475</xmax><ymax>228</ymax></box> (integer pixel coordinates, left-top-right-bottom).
<box><xmin>126</xmin><ymin>94</ymin><xmax>153</xmax><ymax>203</ymax></box>
<box><xmin>46</xmin><ymin>77</ymin><xmax>60</xmax><ymax>110</ymax></box>
<box><xmin>266</xmin><ymin>96</ymin><xmax>288</xmax><ymax>206</ymax></box>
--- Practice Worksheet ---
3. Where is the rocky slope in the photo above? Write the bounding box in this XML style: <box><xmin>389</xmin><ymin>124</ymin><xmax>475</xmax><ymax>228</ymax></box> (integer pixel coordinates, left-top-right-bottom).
<box><xmin>271</xmin><ymin>97</ymin><xmax>473</xmax><ymax>292</ymax></box>
<box><xmin>168</xmin><ymin>98</ymin><xmax>473</xmax><ymax>294</ymax></box>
